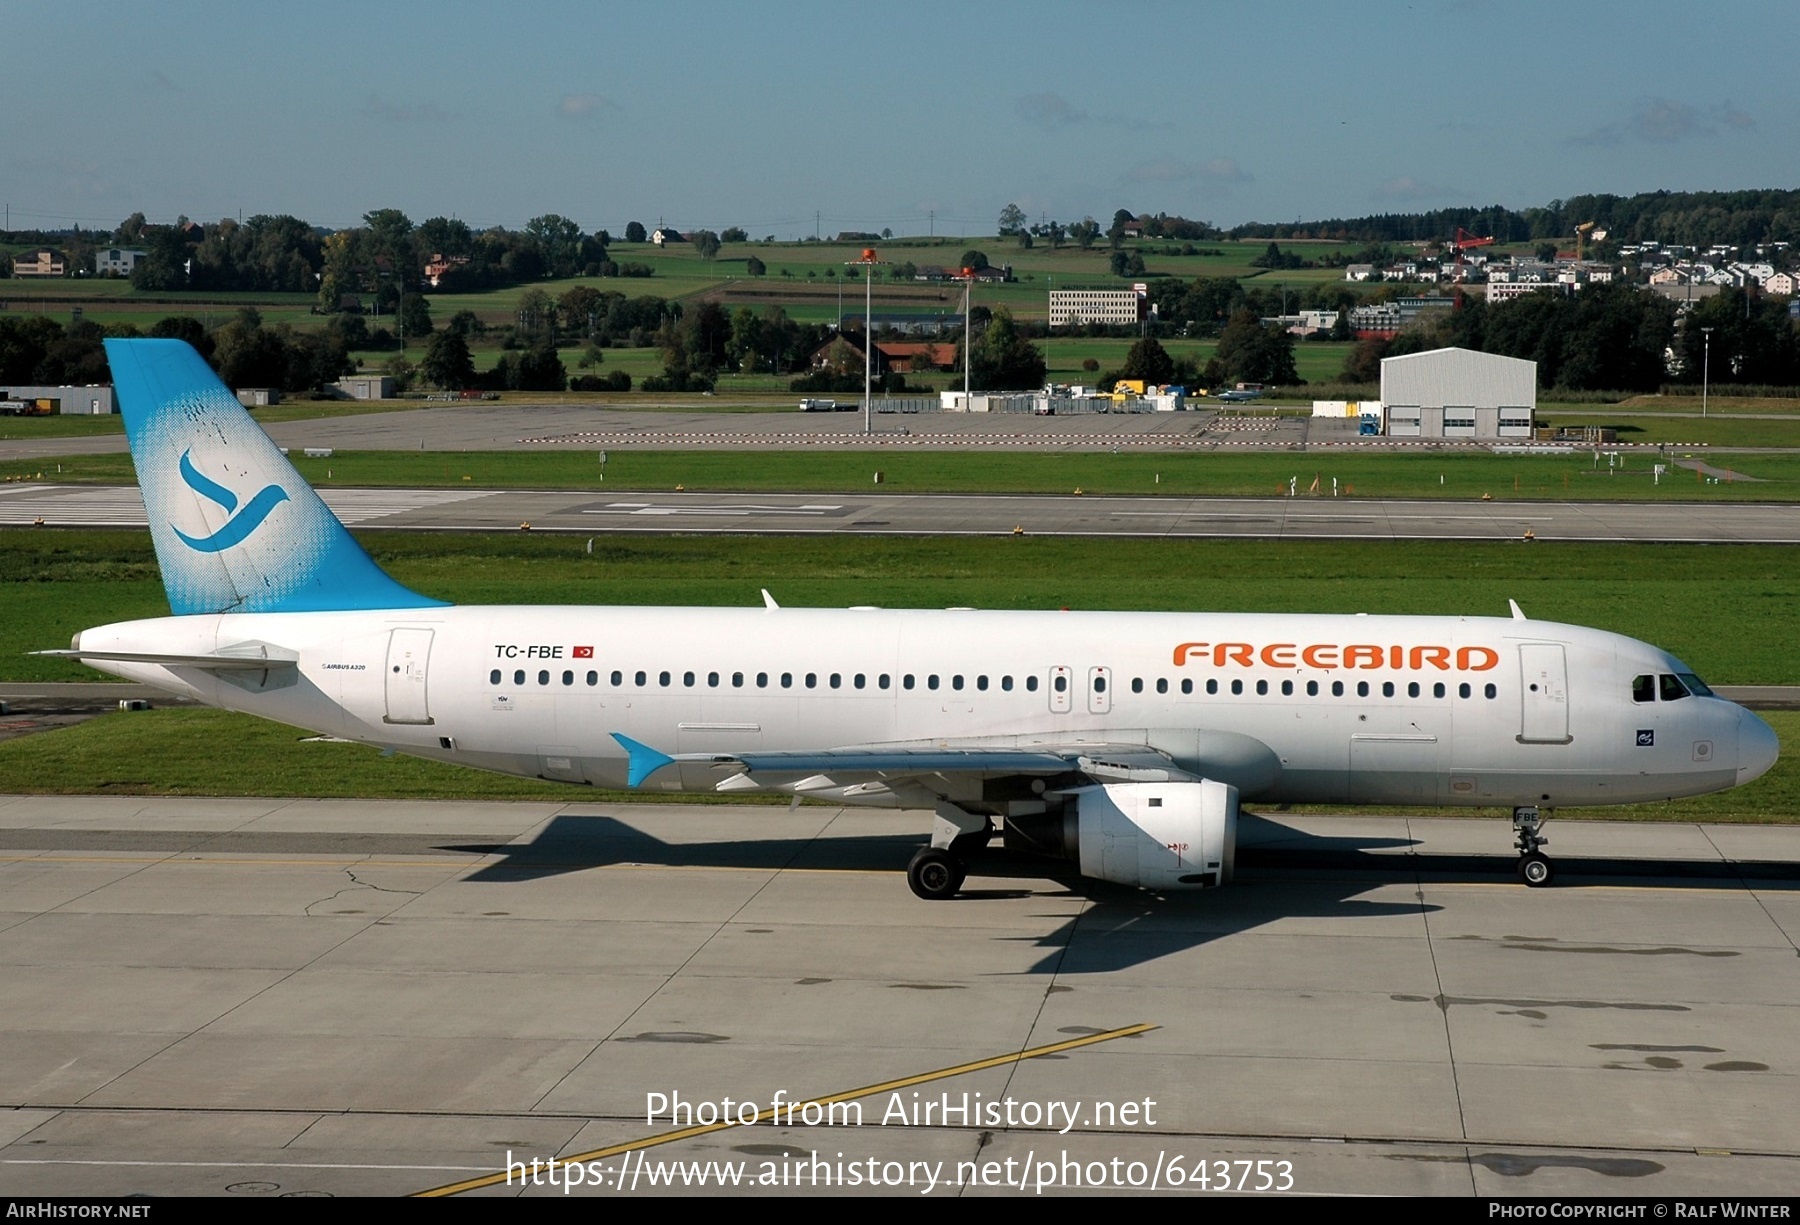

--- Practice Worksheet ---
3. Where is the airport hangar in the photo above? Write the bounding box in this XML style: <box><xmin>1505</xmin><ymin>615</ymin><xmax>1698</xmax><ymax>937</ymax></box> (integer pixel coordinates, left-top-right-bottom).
<box><xmin>1380</xmin><ymin>347</ymin><xmax>1537</xmax><ymax>440</ymax></box>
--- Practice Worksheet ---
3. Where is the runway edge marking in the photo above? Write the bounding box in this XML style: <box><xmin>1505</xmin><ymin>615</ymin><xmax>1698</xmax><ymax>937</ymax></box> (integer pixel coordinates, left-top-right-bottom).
<box><xmin>412</xmin><ymin>1020</ymin><xmax>1158</xmax><ymax>1197</ymax></box>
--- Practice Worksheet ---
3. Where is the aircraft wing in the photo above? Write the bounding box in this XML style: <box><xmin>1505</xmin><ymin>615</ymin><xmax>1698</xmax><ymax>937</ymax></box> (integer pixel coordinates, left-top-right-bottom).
<box><xmin>611</xmin><ymin>733</ymin><xmax>1203</xmax><ymax>792</ymax></box>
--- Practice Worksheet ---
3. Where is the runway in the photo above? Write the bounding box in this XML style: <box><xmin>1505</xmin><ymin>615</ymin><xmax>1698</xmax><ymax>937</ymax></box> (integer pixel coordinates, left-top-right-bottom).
<box><xmin>4</xmin><ymin>482</ymin><xmax>1799</xmax><ymax>543</ymax></box>
<box><xmin>1</xmin><ymin>794</ymin><xmax>1796</xmax><ymax>1197</ymax></box>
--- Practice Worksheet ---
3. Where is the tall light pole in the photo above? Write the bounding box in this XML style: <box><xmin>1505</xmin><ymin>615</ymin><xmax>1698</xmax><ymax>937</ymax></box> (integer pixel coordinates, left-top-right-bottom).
<box><xmin>960</xmin><ymin>266</ymin><xmax>973</xmax><ymax>409</ymax></box>
<box><xmin>849</xmin><ymin>247</ymin><xmax>882</xmax><ymax>434</ymax></box>
<box><xmin>1701</xmin><ymin>326</ymin><xmax>1714</xmax><ymax>419</ymax></box>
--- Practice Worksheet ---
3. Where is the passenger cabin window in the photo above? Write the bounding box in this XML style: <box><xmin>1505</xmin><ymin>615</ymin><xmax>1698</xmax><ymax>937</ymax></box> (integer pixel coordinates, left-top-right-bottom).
<box><xmin>928</xmin><ymin>675</ymin><xmax>940</xmax><ymax>690</ymax></box>
<box><xmin>683</xmin><ymin>671</ymin><xmax>695</xmax><ymax>687</ymax></box>
<box><xmin>587</xmin><ymin>671</ymin><xmax>598</xmax><ymax>686</ymax></box>
<box><xmin>1131</xmin><ymin>678</ymin><xmax>1144</xmax><ymax>694</ymax></box>
<box><xmin>562</xmin><ymin>670</ymin><xmax>574</xmax><ymax>686</ymax></box>
<box><xmin>1026</xmin><ymin>676</ymin><xmax>1039</xmax><ymax>692</ymax></box>
<box><xmin>1156</xmin><ymin>678</ymin><xmax>1168</xmax><ymax>694</ymax></box>
<box><xmin>1002</xmin><ymin>676</ymin><xmax>1013</xmax><ymax>691</ymax></box>
<box><xmin>1181</xmin><ymin>679</ymin><xmax>1192</xmax><ymax>695</ymax></box>
<box><xmin>538</xmin><ymin>670</ymin><xmax>550</xmax><ymax>686</ymax></box>
<box><xmin>659</xmin><ymin>671</ymin><xmax>671</xmax><ymax>687</ymax></box>
<box><xmin>1052</xmin><ymin>675</ymin><xmax>1066</xmax><ymax>693</ymax></box>
<box><xmin>514</xmin><ymin>670</ymin><xmax>526</xmax><ymax>686</ymax></box>
<box><xmin>612</xmin><ymin>670</ymin><xmax>623</xmax><ymax>686</ymax></box>
<box><xmin>489</xmin><ymin>669</ymin><xmax>501</xmax><ymax>685</ymax></box>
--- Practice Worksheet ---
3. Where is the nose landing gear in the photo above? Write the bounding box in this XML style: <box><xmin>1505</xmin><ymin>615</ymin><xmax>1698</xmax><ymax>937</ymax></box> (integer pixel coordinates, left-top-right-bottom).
<box><xmin>1513</xmin><ymin>806</ymin><xmax>1555</xmax><ymax>887</ymax></box>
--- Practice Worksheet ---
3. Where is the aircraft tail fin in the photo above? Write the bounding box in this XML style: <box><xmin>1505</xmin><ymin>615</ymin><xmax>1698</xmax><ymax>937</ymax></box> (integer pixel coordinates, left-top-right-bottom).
<box><xmin>103</xmin><ymin>338</ymin><xmax>446</xmax><ymax>615</ymax></box>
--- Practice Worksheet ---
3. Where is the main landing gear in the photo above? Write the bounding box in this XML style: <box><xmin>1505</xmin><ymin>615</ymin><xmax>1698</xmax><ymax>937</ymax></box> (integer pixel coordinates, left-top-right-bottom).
<box><xmin>1513</xmin><ymin>806</ymin><xmax>1554</xmax><ymax>887</ymax></box>
<box><xmin>907</xmin><ymin>847</ymin><xmax>966</xmax><ymax>900</ymax></box>
<box><xmin>906</xmin><ymin>806</ymin><xmax>992</xmax><ymax>899</ymax></box>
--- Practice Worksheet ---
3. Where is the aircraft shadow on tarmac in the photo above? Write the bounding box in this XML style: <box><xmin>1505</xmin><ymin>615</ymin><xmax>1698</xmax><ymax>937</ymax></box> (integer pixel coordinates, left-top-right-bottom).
<box><xmin>442</xmin><ymin>812</ymin><xmax>1441</xmax><ymax>975</ymax></box>
<box><xmin>437</xmin><ymin>810</ymin><xmax>1800</xmax><ymax>973</ymax></box>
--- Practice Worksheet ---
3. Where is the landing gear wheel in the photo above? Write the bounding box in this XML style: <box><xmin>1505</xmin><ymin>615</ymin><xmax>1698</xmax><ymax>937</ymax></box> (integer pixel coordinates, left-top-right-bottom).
<box><xmin>1518</xmin><ymin>852</ymin><xmax>1554</xmax><ymax>888</ymax></box>
<box><xmin>907</xmin><ymin>847</ymin><xmax>965</xmax><ymax>900</ymax></box>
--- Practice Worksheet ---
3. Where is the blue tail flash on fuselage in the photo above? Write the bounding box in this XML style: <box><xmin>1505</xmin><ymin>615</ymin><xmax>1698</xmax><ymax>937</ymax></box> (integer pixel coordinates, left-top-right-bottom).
<box><xmin>104</xmin><ymin>339</ymin><xmax>446</xmax><ymax>615</ymax></box>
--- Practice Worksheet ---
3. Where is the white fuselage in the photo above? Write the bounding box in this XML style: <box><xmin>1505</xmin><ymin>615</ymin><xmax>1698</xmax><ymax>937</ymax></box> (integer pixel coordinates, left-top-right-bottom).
<box><xmin>73</xmin><ymin>605</ymin><xmax>1775</xmax><ymax>809</ymax></box>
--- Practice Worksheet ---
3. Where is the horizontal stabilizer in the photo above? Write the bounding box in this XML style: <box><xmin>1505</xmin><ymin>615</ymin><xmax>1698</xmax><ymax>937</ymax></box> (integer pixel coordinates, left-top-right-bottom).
<box><xmin>36</xmin><ymin>642</ymin><xmax>299</xmax><ymax>672</ymax></box>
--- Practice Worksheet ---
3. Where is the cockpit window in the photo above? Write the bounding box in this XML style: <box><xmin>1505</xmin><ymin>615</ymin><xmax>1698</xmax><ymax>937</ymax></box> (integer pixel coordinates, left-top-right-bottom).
<box><xmin>1632</xmin><ymin>675</ymin><xmax>1655</xmax><ymax>704</ymax></box>
<box><xmin>1678</xmin><ymin>672</ymin><xmax>1714</xmax><ymax>698</ymax></box>
<box><xmin>1659</xmin><ymin>674</ymin><xmax>1690</xmax><ymax>701</ymax></box>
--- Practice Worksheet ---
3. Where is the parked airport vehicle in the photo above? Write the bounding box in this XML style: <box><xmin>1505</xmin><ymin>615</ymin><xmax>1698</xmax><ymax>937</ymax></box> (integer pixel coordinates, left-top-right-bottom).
<box><xmin>61</xmin><ymin>341</ymin><xmax>1779</xmax><ymax>899</ymax></box>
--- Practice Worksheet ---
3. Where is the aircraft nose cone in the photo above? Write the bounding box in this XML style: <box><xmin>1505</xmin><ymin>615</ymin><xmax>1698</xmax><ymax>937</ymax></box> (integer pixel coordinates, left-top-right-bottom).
<box><xmin>1737</xmin><ymin>708</ymin><xmax>1780</xmax><ymax>786</ymax></box>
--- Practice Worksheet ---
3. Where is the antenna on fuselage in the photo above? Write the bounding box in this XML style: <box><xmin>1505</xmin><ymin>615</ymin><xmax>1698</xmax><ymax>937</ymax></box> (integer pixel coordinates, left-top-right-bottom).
<box><xmin>1509</xmin><ymin>599</ymin><xmax>1527</xmax><ymax>621</ymax></box>
<box><xmin>762</xmin><ymin>589</ymin><xmax>780</xmax><ymax>611</ymax></box>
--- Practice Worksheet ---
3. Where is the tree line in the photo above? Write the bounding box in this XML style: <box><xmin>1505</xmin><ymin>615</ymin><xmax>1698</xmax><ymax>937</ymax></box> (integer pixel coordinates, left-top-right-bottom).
<box><xmin>1226</xmin><ymin>188</ymin><xmax>1800</xmax><ymax>250</ymax></box>
<box><xmin>1340</xmin><ymin>283</ymin><xmax>1800</xmax><ymax>391</ymax></box>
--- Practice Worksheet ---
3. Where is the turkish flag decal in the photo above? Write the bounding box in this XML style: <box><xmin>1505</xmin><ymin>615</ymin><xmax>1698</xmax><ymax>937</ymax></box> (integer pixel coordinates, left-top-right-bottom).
<box><xmin>572</xmin><ymin>645</ymin><xmax>594</xmax><ymax>658</ymax></box>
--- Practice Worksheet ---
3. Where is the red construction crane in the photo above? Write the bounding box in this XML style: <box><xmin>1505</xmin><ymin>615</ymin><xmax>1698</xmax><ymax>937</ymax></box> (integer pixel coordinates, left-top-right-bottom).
<box><xmin>1450</xmin><ymin>226</ymin><xmax>1496</xmax><ymax>253</ymax></box>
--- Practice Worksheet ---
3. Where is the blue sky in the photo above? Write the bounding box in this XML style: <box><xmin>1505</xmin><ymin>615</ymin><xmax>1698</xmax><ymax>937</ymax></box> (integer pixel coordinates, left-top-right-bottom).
<box><xmin>9</xmin><ymin>0</ymin><xmax>1795</xmax><ymax>238</ymax></box>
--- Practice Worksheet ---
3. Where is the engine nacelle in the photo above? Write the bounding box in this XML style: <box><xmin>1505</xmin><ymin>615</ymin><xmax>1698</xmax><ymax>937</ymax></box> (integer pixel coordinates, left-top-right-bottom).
<box><xmin>1073</xmin><ymin>780</ymin><xmax>1238</xmax><ymax>889</ymax></box>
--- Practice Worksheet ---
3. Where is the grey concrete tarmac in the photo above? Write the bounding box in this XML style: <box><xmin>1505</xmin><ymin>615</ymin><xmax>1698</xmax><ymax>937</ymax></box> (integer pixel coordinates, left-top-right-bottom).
<box><xmin>1</xmin><ymin>794</ymin><xmax>1797</xmax><ymax>1198</ymax></box>
<box><xmin>5</xmin><ymin>482</ymin><xmax>1800</xmax><ymax>543</ymax></box>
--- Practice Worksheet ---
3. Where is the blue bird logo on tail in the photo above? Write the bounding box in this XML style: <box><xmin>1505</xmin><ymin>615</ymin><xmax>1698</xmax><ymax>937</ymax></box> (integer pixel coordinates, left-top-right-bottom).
<box><xmin>172</xmin><ymin>449</ymin><xmax>290</xmax><ymax>553</ymax></box>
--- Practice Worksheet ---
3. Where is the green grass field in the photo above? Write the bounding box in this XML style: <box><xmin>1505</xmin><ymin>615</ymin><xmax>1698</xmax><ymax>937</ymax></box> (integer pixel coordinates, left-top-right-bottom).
<box><xmin>11</xmin><ymin>446</ymin><xmax>1800</xmax><ymax>502</ymax></box>
<box><xmin>6</xmin><ymin>530</ymin><xmax>1799</xmax><ymax>684</ymax></box>
<box><xmin>2</xmin><ymin>528</ymin><xmax>1791</xmax><ymax>819</ymax></box>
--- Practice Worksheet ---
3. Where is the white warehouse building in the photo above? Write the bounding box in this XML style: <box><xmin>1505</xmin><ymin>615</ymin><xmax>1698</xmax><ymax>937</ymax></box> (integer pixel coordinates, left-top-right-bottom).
<box><xmin>1379</xmin><ymin>347</ymin><xmax>1536</xmax><ymax>439</ymax></box>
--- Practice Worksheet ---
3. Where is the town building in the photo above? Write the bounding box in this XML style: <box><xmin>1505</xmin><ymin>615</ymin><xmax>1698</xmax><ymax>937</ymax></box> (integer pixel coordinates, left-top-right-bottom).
<box><xmin>11</xmin><ymin>248</ymin><xmax>67</xmax><ymax>277</ymax></box>
<box><xmin>1048</xmin><ymin>285</ymin><xmax>1148</xmax><ymax>327</ymax></box>
<box><xmin>95</xmin><ymin>248</ymin><xmax>147</xmax><ymax>277</ymax></box>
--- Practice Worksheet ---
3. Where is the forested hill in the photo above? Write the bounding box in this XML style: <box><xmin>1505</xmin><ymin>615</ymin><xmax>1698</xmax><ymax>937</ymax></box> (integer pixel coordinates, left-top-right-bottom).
<box><xmin>1227</xmin><ymin>189</ymin><xmax>1800</xmax><ymax>248</ymax></box>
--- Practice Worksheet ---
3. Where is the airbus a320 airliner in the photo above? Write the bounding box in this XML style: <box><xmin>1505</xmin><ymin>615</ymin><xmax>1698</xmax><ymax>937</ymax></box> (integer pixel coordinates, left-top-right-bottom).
<box><xmin>54</xmin><ymin>340</ymin><xmax>1779</xmax><ymax>898</ymax></box>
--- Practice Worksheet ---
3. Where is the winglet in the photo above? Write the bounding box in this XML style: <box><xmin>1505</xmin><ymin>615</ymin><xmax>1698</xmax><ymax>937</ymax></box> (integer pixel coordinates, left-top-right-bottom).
<box><xmin>611</xmin><ymin>732</ymin><xmax>675</xmax><ymax>787</ymax></box>
<box><xmin>761</xmin><ymin>588</ymin><xmax>780</xmax><ymax>610</ymax></box>
<box><xmin>1509</xmin><ymin>599</ymin><xmax>1527</xmax><ymax>621</ymax></box>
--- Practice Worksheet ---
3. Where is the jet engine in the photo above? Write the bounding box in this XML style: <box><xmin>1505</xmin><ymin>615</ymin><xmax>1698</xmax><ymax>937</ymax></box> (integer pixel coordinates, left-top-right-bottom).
<box><xmin>1005</xmin><ymin>780</ymin><xmax>1238</xmax><ymax>888</ymax></box>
